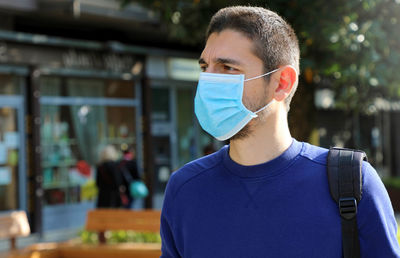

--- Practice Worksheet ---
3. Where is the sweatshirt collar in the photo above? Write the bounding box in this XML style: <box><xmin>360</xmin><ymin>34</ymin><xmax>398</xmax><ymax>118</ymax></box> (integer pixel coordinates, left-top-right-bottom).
<box><xmin>221</xmin><ymin>139</ymin><xmax>303</xmax><ymax>179</ymax></box>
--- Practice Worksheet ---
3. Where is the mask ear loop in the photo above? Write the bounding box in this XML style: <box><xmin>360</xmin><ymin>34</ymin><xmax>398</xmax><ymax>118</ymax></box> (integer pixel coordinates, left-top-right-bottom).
<box><xmin>244</xmin><ymin>65</ymin><xmax>297</xmax><ymax>115</ymax></box>
<box><xmin>243</xmin><ymin>67</ymin><xmax>281</xmax><ymax>115</ymax></box>
<box><xmin>254</xmin><ymin>99</ymin><xmax>275</xmax><ymax>114</ymax></box>
<box><xmin>244</xmin><ymin>67</ymin><xmax>282</xmax><ymax>82</ymax></box>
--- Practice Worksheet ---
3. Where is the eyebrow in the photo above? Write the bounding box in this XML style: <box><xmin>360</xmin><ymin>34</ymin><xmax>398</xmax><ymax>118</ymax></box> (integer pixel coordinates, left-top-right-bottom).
<box><xmin>198</xmin><ymin>57</ymin><xmax>242</xmax><ymax>66</ymax></box>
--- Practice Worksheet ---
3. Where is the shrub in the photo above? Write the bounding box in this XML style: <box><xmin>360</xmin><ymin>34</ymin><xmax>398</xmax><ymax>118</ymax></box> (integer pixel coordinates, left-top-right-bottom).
<box><xmin>79</xmin><ymin>230</ymin><xmax>161</xmax><ymax>244</ymax></box>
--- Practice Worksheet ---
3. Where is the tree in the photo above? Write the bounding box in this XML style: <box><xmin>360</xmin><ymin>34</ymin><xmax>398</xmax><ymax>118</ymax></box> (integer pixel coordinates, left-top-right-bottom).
<box><xmin>121</xmin><ymin>0</ymin><xmax>400</xmax><ymax>141</ymax></box>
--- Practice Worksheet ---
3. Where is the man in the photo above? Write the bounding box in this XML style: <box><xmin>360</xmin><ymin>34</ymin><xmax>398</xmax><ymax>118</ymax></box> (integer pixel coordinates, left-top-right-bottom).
<box><xmin>160</xmin><ymin>6</ymin><xmax>400</xmax><ymax>257</ymax></box>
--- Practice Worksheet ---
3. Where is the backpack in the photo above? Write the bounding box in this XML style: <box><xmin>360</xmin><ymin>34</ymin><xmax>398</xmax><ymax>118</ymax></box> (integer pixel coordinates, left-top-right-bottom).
<box><xmin>327</xmin><ymin>147</ymin><xmax>367</xmax><ymax>258</ymax></box>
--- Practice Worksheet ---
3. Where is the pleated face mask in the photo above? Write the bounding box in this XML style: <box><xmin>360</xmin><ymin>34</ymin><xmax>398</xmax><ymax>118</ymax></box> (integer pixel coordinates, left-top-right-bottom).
<box><xmin>194</xmin><ymin>68</ymin><xmax>281</xmax><ymax>141</ymax></box>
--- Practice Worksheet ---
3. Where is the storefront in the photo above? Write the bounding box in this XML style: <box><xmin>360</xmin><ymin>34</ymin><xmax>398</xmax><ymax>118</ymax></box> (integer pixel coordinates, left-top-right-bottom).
<box><xmin>0</xmin><ymin>33</ymin><xmax>144</xmax><ymax>232</ymax></box>
<box><xmin>39</xmin><ymin>73</ymin><xmax>142</xmax><ymax>231</ymax></box>
<box><xmin>0</xmin><ymin>29</ymin><xmax>214</xmax><ymax>235</ymax></box>
<box><xmin>0</xmin><ymin>0</ymin><xmax>219</xmax><ymax>243</ymax></box>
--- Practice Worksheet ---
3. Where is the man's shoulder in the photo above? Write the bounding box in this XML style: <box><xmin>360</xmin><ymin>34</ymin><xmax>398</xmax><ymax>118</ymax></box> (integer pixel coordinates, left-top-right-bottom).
<box><xmin>298</xmin><ymin>141</ymin><xmax>329</xmax><ymax>166</ymax></box>
<box><xmin>299</xmin><ymin>142</ymin><xmax>376</xmax><ymax>172</ymax></box>
<box><xmin>299</xmin><ymin>142</ymin><xmax>379</xmax><ymax>187</ymax></box>
<box><xmin>166</xmin><ymin>146</ymin><xmax>226</xmax><ymax>197</ymax></box>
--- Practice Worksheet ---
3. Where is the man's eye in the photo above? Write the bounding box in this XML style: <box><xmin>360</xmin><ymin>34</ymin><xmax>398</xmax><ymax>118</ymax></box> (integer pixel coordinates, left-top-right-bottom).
<box><xmin>200</xmin><ymin>66</ymin><xmax>207</xmax><ymax>72</ymax></box>
<box><xmin>224</xmin><ymin>65</ymin><xmax>236</xmax><ymax>71</ymax></box>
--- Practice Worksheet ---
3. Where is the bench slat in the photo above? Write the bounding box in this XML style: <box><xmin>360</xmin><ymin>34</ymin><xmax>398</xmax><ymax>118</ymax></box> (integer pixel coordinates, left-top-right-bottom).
<box><xmin>59</xmin><ymin>243</ymin><xmax>161</xmax><ymax>258</ymax></box>
<box><xmin>85</xmin><ymin>209</ymin><xmax>161</xmax><ymax>233</ymax></box>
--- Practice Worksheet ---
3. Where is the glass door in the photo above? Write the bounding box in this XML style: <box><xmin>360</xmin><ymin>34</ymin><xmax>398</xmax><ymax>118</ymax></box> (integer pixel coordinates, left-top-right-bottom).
<box><xmin>0</xmin><ymin>96</ymin><xmax>26</xmax><ymax>212</ymax></box>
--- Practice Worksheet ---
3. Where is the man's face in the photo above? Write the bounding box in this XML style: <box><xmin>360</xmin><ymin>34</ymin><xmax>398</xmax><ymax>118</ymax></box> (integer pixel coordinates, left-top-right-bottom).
<box><xmin>199</xmin><ymin>29</ymin><xmax>274</xmax><ymax>140</ymax></box>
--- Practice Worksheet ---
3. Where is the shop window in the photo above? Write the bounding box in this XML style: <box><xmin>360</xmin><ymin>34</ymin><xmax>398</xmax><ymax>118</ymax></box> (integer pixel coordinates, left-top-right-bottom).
<box><xmin>40</xmin><ymin>77</ymin><xmax>137</xmax><ymax>206</ymax></box>
<box><xmin>151</xmin><ymin>88</ymin><xmax>171</xmax><ymax>195</ymax></box>
<box><xmin>0</xmin><ymin>107</ymin><xmax>19</xmax><ymax>211</ymax></box>
<box><xmin>176</xmin><ymin>88</ymin><xmax>215</xmax><ymax>163</ymax></box>
<box><xmin>177</xmin><ymin>89</ymin><xmax>196</xmax><ymax>168</ymax></box>
<box><xmin>151</xmin><ymin>88</ymin><xmax>170</xmax><ymax>121</ymax></box>
<box><xmin>0</xmin><ymin>74</ymin><xmax>24</xmax><ymax>212</ymax></box>
<box><xmin>150</xmin><ymin>86</ymin><xmax>215</xmax><ymax>198</ymax></box>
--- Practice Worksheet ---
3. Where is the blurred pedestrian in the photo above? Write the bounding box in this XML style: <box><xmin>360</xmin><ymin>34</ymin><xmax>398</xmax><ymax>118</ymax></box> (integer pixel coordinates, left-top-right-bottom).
<box><xmin>160</xmin><ymin>6</ymin><xmax>400</xmax><ymax>258</ymax></box>
<box><xmin>118</xmin><ymin>144</ymin><xmax>141</xmax><ymax>209</ymax></box>
<box><xmin>95</xmin><ymin>145</ymin><xmax>127</xmax><ymax>208</ymax></box>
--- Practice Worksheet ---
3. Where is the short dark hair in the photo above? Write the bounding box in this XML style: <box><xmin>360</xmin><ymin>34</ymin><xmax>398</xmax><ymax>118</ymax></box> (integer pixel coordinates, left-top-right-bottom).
<box><xmin>206</xmin><ymin>6</ymin><xmax>300</xmax><ymax>110</ymax></box>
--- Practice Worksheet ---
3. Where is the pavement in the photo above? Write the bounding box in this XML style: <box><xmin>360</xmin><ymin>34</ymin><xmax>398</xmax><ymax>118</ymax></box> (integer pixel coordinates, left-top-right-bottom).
<box><xmin>0</xmin><ymin>227</ymin><xmax>79</xmax><ymax>253</ymax></box>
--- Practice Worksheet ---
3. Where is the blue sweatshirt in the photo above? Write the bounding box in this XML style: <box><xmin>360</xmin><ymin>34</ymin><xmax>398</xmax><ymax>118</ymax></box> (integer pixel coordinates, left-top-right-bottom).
<box><xmin>161</xmin><ymin>139</ymin><xmax>400</xmax><ymax>257</ymax></box>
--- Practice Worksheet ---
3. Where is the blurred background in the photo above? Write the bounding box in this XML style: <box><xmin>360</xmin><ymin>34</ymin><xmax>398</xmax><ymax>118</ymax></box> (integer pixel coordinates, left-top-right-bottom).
<box><xmin>0</xmin><ymin>0</ymin><xmax>399</xmax><ymax>247</ymax></box>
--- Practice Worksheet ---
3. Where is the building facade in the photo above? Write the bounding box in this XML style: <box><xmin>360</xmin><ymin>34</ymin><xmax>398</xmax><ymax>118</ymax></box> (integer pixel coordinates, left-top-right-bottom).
<box><xmin>0</xmin><ymin>0</ymin><xmax>215</xmax><ymax>237</ymax></box>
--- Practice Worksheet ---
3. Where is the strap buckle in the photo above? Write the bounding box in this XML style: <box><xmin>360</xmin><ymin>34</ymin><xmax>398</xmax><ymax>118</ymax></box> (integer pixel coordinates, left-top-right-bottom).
<box><xmin>339</xmin><ymin>197</ymin><xmax>357</xmax><ymax>220</ymax></box>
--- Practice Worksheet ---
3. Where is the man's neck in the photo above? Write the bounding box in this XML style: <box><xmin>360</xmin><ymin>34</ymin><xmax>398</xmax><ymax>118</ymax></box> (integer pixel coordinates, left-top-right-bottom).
<box><xmin>228</xmin><ymin>111</ymin><xmax>292</xmax><ymax>166</ymax></box>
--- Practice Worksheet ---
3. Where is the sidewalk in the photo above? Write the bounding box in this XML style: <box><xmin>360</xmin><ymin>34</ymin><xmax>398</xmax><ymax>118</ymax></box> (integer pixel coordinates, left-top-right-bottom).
<box><xmin>0</xmin><ymin>228</ymin><xmax>80</xmax><ymax>254</ymax></box>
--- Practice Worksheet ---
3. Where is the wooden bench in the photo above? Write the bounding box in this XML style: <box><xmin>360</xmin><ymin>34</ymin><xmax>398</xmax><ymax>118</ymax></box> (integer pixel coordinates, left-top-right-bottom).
<box><xmin>0</xmin><ymin>211</ymin><xmax>30</xmax><ymax>251</ymax></box>
<box><xmin>86</xmin><ymin>209</ymin><xmax>161</xmax><ymax>245</ymax></box>
<box><xmin>8</xmin><ymin>209</ymin><xmax>162</xmax><ymax>258</ymax></box>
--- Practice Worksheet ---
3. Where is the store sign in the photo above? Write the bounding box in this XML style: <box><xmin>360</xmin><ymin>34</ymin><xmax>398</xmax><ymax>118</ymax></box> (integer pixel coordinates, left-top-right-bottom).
<box><xmin>62</xmin><ymin>50</ymin><xmax>136</xmax><ymax>72</ymax></box>
<box><xmin>0</xmin><ymin>42</ymin><xmax>139</xmax><ymax>74</ymax></box>
<box><xmin>167</xmin><ymin>58</ymin><xmax>200</xmax><ymax>81</ymax></box>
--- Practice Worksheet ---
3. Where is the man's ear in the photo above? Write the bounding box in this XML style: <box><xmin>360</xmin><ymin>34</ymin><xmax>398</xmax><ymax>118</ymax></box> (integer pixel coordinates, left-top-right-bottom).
<box><xmin>274</xmin><ymin>66</ymin><xmax>298</xmax><ymax>102</ymax></box>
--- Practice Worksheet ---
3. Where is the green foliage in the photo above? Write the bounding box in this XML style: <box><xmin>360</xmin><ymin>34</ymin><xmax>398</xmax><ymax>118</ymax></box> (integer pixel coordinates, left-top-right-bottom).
<box><xmin>79</xmin><ymin>230</ymin><xmax>162</xmax><ymax>244</ymax></box>
<box><xmin>383</xmin><ymin>177</ymin><xmax>400</xmax><ymax>189</ymax></box>
<box><xmin>398</xmin><ymin>226</ymin><xmax>400</xmax><ymax>244</ymax></box>
<box><xmin>120</xmin><ymin>0</ymin><xmax>400</xmax><ymax>112</ymax></box>
<box><xmin>80</xmin><ymin>230</ymin><xmax>99</xmax><ymax>244</ymax></box>
<box><xmin>81</xmin><ymin>180</ymin><xmax>98</xmax><ymax>201</ymax></box>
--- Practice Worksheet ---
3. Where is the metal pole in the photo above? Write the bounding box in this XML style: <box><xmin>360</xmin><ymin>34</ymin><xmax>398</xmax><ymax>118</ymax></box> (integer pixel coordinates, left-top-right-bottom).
<box><xmin>27</xmin><ymin>67</ymin><xmax>43</xmax><ymax>235</ymax></box>
<box><xmin>141</xmin><ymin>75</ymin><xmax>155</xmax><ymax>209</ymax></box>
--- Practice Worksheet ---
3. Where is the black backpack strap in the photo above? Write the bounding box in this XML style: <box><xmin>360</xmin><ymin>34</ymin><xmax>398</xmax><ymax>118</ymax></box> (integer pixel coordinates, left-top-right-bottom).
<box><xmin>119</xmin><ymin>160</ymin><xmax>134</xmax><ymax>184</ymax></box>
<box><xmin>327</xmin><ymin>147</ymin><xmax>367</xmax><ymax>258</ymax></box>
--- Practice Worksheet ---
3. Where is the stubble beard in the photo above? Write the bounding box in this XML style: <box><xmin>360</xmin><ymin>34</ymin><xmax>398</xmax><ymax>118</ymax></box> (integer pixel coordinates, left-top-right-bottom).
<box><xmin>229</xmin><ymin>92</ymin><xmax>270</xmax><ymax>141</ymax></box>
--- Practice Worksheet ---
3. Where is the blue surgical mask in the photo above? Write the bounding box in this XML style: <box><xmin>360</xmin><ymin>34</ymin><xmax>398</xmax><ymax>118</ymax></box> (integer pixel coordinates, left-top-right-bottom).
<box><xmin>194</xmin><ymin>68</ymin><xmax>281</xmax><ymax>141</ymax></box>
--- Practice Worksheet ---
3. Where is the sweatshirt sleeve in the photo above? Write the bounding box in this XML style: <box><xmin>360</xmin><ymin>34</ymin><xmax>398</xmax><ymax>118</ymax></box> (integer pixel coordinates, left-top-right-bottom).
<box><xmin>358</xmin><ymin>162</ymin><xmax>400</xmax><ymax>257</ymax></box>
<box><xmin>160</xmin><ymin>174</ymin><xmax>181</xmax><ymax>258</ymax></box>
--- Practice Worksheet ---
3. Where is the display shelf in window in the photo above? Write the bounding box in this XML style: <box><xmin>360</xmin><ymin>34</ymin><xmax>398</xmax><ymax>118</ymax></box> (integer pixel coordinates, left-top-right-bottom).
<box><xmin>42</xmin><ymin>159</ymin><xmax>77</xmax><ymax>168</ymax></box>
<box><xmin>43</xmin><ymin>182</ymin><xmax>81</xmax><ymax>190</ymax></box>
<box><xmin>41</xmin><ymin>139</ymin><xmax>78</xmax><ymax>146</ymax></box>
<box><xmin>105</xmin><ymin>137</ymin><xmax>136</xmax><ymax>145</ymax></box>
